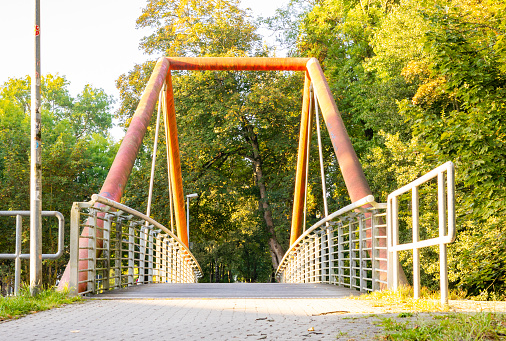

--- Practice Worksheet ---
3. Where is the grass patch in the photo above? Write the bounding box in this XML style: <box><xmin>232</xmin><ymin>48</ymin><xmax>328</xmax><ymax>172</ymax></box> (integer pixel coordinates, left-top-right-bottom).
<box><xmin>353</xmin><ymin>286</ymin><xmax>448</xmax><ymax>312</ymax></box>
<box><xmin>0</xmin><ymin>286</ymin><xmax>82</xmax><ymax>321</ymax></box>
<box><xmin>377</xmin><ymin>312</ymin><xmax>506</xmax><ymax>340</ymax></box>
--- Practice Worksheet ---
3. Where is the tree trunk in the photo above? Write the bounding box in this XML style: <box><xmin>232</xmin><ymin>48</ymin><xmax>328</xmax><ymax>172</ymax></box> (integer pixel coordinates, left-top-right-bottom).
<box><xmin>243</xmin><ymin>123</ymin><xmax>286</xmax><ymax>270</ymax></box>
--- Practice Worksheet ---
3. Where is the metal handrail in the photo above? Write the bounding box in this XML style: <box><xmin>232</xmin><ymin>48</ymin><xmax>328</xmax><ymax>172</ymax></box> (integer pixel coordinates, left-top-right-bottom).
<box><xmin>277</xmin><ymin>195</ymin><xmax>378</xmax><ymax>274</ymax></box>
<box><xmin>277</xmin><ymin>162</ymin><xmax>457</xmax><ymax>301</ymax></box>
<box><xmin>276</xmin><ymin>195</ymin><xmax>387</xmax><ymax>292</ymax></box>
<box><xmin>90</xmin><ymin>194</ymin><xmax>200</xmax><ymax>269</ymax></box>
<box><xmin>387</xmin><ymin>161</ymin><xmax>455</xmax><ymax>305</ymax></box>
<box><xmin>0</xmin><ymin>211</ymin><xmax>64</xmax><ymax>295</ymax></box>
<box><xmin>69</xmin><ymin>195</ymin><xmax>202</xmax><ymax>295</ymax></box>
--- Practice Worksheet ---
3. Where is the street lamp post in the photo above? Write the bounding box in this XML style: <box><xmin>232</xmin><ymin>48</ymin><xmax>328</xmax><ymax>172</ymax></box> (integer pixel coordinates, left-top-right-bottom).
<box><xmin>30</xmin><ymin>0</ymin><xmax>42</xmax><ymax>296</ymax></box>
<box><xmin>186</xmin><ymin>193</ymin><xmax>198</xmax><ymax>247</ymax></box>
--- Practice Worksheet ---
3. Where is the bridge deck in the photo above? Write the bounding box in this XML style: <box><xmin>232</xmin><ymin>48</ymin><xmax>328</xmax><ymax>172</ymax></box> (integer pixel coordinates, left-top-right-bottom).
<box><xmin>90</xmin><ymin>283</ymin><xmax>359</xmax><ymax>299</ymax></box>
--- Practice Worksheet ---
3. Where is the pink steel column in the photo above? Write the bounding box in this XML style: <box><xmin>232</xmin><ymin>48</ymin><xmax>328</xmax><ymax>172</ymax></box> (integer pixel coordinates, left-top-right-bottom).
<box><xmin>289</xmin><ymin>73</ymin><xmax>311</xmax><ymax>246</ymax></box>
<box><xmin>164</xmin><ymin>70</ymin><xmax>188</xmax><ymax>247</ymax></box>
<box><xmin>58</xmin><ymin>57</ymin><xmax>170</xmax><ymax>292</ymax></box>
<box><xmin>306</xmin><ymin>58</ymin><xmax>372</xmax><ymax>202</ymax></box>
<box><xmin>306</xmin><ymin>58</ymin><xmax>400</xmax><ymax>285</ymax></box>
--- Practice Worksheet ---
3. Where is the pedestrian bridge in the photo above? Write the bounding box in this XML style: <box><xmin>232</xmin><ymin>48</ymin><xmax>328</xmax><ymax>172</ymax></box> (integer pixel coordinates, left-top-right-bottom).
<box><xmin>49</xmin><ymin>57</ymin><xmax>455</xmax><ymax>305</ymax></box>
<box><xmin>90</xmin><ymin>283</ymin><xmax>358</xmax><ymax>299</ymax></box>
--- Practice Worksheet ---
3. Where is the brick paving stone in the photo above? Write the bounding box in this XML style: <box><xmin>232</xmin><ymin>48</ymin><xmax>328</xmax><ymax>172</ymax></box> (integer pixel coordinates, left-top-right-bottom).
<box><xmin>0</xmin><ymin>298</ymin><xmax>384</xmax><ymax>340</ymax></box>
<box><xmin>1</xmin><ymin>283</ymin><xmax>505</xmax><ymax>340</ymax></box>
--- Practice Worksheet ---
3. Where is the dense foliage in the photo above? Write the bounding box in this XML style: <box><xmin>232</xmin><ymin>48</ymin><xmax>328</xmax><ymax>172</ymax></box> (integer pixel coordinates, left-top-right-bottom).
<box><xmin>288</xmin><ymin>0</ymin><xmax>506</xmax><ymax>297</ymax></box>
<box><xmin>0</xmin><ymin>75</ymin><xmax>116</xmax><ymax>293</ymax></box>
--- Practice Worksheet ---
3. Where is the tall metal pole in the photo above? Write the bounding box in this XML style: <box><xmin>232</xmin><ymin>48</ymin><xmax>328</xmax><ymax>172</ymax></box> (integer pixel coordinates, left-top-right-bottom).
<box><xmin>30</xmin><ymin>0</ymin><xmax>42</xmax><ymax>296</ymax></box>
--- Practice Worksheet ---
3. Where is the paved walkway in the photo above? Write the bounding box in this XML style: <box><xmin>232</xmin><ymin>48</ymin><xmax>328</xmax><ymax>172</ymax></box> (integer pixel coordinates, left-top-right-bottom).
<box><xmin>90</xmin><ymin>283</ymin><xmax>360</xmax><ymax>299</ymax></box>
<box><xmin>1</xmin><ymin>283</ymin><xmax>505</xmax><ymax>340</ymax></box>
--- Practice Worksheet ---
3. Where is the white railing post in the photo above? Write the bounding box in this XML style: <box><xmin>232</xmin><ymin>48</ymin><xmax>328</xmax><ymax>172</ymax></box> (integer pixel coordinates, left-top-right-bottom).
<box><xmin>371</xmin><ymin>211</ymin><xmax>377</xmax><ymax>291</ymax></box>
<box><xmin>337</xmin><ymin>221</ymin><xmax>344</xmax><ymax>286</ymax></box>
<box><xmin>154</xmin><ymin>234</ymin><xmax>161</xmax><ymax>283</ymax></box>
<box><xmin>139</xmin><ymin>226</ymin><xmax>146</xmax><ymax>284</ymax></box>
<box><xmin>69</xmin><ymin>203</ymin><xmax>80</xmax><ymax>295</ymax></box>
<box><xmin>315</xmin><ymin>235</ymin><xmax>321</xmax><ymax>283</ymax></box>
<box><xmin>147</xmin><ymin>229</ymin><xmax>153</xmax><ymax>283</ymax></box>
<box><xmin>88</xmin><ymin>209</ymin><xmax>97</xmax><ymax>294</ymax></box>
<box><xmin>349</xmin><ymin>217</ymin><xmax>354</xmax><ymax>289</ymax></box>
<box><xmin>438</xmin><ymin>171</ymin><xmax>448</xmax><ymax>305</ymax></box>
<box><xmin>320</xmin><ymin>228</ymin><xmax>327</xmax><ymax>283</ymax></box>
<box><xmin>327</xmin><ymin>225</ymin><xmax>335</xmax><ymax>285</ymax></box>
<box><xmin>128</xmin><ymin>222</ymin><xmax>134</xmax><ymax>286</ymax></box>
<box><xmin>115</xmin><ymin>219</ymin><xmax>122</xmax><ymax>289</ymax></box>
<box><xmin>358</xmin><ymin>214</ymin><xmax>366</xmax><ymax>292</ymax></box>
<box><xmin>392</xmin><ymin>196</ymin><xmax>399</xmax><ymax>290</ymax></box>
<box><xmin>412</xmin><ymin>186</ymin><xmax>420</xmax><ymax>299</ymax></box>
<box><xmin>103</xmin><ymin>214</ymin><xmax>111</xmax><ymax>291</ymax></box>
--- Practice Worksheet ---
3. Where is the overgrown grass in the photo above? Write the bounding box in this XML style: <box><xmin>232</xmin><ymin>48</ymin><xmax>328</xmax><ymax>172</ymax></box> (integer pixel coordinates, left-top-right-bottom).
<box><xmin>0</xmin><ymin>286</ymin><xmax>82</xmax><ymax>321</ymax></box>
<box><xmin>353</xmin><ymin>286</ymin><xmax>449</xmax><ymax>312</ymax></box>
<box><xmin>355</xmin><ymin>287</ymin><xmax>506</xmax><ymax>340</ymax></box>
<box><xmin>377</xmin><ymin>312</ymin><xmax>506</xmax><ymax>340</ymax></box>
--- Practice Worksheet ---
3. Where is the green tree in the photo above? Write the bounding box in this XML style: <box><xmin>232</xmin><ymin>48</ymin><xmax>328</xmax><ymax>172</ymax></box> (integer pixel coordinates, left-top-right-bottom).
<box><xmin>282</xmin><ymin>0</ymin><xmax>506</xmax><ymax>296</ymax></box>
<box><xmin>0</xmin><ymin>74</ymin><xmax>116</xmax><ymax>291</ymax></box>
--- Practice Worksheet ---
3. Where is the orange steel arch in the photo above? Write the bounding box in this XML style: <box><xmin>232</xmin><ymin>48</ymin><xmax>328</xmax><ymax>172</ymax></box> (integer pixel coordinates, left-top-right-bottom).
<box><xmin>58</xmin><ymin>57</ymin><xmax>373</xmax><ymax>291</ymax></box>
<box><xmin>99</xmin><ymin>57</ymin><xmax>372</xmax><ymax>248</ymax></box>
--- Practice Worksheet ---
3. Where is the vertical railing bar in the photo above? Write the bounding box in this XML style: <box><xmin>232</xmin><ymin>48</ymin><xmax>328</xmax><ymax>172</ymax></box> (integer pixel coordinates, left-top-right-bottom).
<box><xmin>128</xmin><ymin>222</ymin><xmax>134</xmax><ymax>286</ymax></box>
<box><xmin>349</xmin><ymin>218</ymin><xmax>353</xmax><ymax>289</ymax></box>
<box><xmin>103</xmin><ymin>215</ymin><xmax>111</xmax><ymax>292</ymax></box>
<box><xmin>371</xmin><ymin>210</ymin><xmax>377</xmax><ymax>291</ymax></box>
<box><xmin>438</xmin><ymin>172</ymin><xmax>448</xmax><ymax>305</ymax></box>
<box><xmin>88</xmin><ymin>209</ymin><xmax>97</xmax><ymax>294</ymax></box>
<box><xmin>115</xmin><ymin>219</ymin><xmax>122</xmax><ymax>289</ymax></box>
<box><xmin>14</xmin><ymin>215</ymin><xmax>22</xmax><ymax>296</ymax></box>
<box><xmin>412</xmin><ymin>186</ymin><xmax>420</xmax><ymax>299</ymax></box>
<box><xmin>392</xmin><ymin>196</ymin><xmax>399</xmax><ymax>290</ymax></box>
<box><xmin>358</xmin><ymin>215</ymin><xmax>364</xmax><ymax>291</ymax></box>
<box><xmin>139</xmin><ymin>226</ymin><xmax>146</xmax><ymax>284</ymax></box>
<box><xmin>69</xmin><ymin>203</ymin><xmax>80</xmax><ymax>295</ymax></box>
<box><xmin>147</xmin><ymin>229</ymin><xmax>153</xmax><ymax>283</ymax></box>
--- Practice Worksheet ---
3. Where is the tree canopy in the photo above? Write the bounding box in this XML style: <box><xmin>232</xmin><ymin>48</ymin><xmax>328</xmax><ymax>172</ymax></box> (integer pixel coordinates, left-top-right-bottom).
<box><xmin>0</xmin><ymin>74</ymin><xmax>116</xmax><ymax>292</ymax></box>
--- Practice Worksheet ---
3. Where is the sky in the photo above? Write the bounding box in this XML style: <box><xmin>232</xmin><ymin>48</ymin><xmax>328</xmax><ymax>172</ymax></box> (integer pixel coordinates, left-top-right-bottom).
<box><xmin>0</xmin><ymin>0</ymin><xmax>287</xmax><ymax>105</ymax></box>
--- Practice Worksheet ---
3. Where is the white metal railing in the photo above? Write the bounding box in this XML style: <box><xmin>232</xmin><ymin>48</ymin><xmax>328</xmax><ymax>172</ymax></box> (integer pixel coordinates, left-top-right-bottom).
<box><xmin>276</xmin><ymin>195</ymin><xmax>388</xmax><ymax>292</ymax></box>
<box><xmin>69</xmin><ymin>194</ymin><xmax>202</xmax><ymax>295</ymax></box>
<box><xmin>277</xmin><ymin>163</ymin><xmax>456</xmax><ymax>302</ymax></box>
<box><xmin>0</xmin><ymin>211</ymin><xmax>64</xmax><ymax>296</ymax></box>
<box><xmin>387</xmin><ymin>161</ymin><xmax>455</xmax><ymax>305</ymax></box>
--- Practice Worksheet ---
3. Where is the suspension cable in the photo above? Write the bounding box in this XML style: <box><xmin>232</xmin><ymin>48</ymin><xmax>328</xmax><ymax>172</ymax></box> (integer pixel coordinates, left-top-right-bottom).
<box><xmin>314</xmin><ymin>89</ymin><xmax>329</xmax><ymax>223</ymax></box>
<box><xmin>303</xmin><ymin>84</ymin><xmax>314</xmax><ymax>232</ymax></box>
<box><xmin>145</xmin><ymin>88</ymin><xmax>163</xmax><ymax>223</ymax></box>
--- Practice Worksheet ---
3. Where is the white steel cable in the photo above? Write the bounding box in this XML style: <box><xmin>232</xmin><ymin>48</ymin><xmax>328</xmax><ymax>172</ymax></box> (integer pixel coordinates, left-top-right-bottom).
<box><xmin>145</xmin><ymin>90</ymin><xmax>163</xmax><ymax>221</ymax></box>
<box><xmin>303</xmin><ymin>85</ymin><xmax>314</xmax><ymax>232</ymax></box>
<box><xmin>314</xmin><ymin>90</ymin><xmax>329</xmax><ymax>222</ymax></box>
<box><xmin>142</xmin><ymin>88</ymin><xmax>163</xmax><ymax>282</ymax></box>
